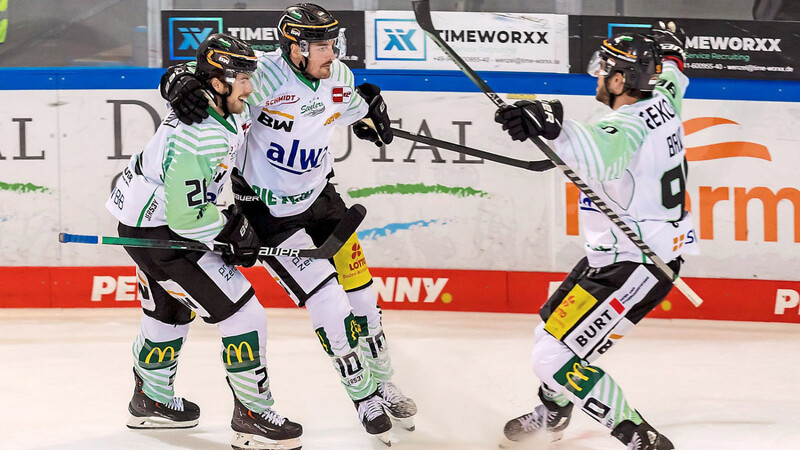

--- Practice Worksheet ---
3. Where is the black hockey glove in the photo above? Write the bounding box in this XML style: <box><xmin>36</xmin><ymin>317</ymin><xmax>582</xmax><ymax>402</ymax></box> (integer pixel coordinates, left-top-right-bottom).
<box><xmin>494</xmin><ymin>100</ymin><xmax>563</xmax><ymax>142</ymax></box>
<box><xmin>215</xmin><ymin>204</ymin><xmax>261</xmax><ymax>268</ymax></box>
<box><xmin>353</xmin><ymin>83</ymin><xmax>393</xmax><ymax>147</ymax></box>
<box><xmin>160</xmin><ymin>64</ymin><xmax>211</xmax><ymax>125</ymax></box>
<box><xmin>651</xmin><ymin>20</ymin><xmax>686</xmax><ymax>70</ymax></box>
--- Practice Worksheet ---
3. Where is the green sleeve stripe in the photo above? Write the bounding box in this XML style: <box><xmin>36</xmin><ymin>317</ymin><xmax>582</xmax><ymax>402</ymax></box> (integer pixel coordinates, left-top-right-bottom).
<box><xmin>265</xmin><ymin>56</ymin><xmax>289</xmax><ymax>82</ymax></box>
<box><xmin>561</xmin><ymin>124</ymin><xmax>596</xmax><ymax>179</ymax></box>
<box><xmin>196</xmin><ymin>143</ymin><xmax>228</xmax><ymax>152</ymax></box>
<box><xmin>347</xmin><ymin>95</ymin><xmax>364</xmax><ymax>111</ymax></box>
<box><xmin>197</xmin><ymin>133</ymin><xmax>228</xmax><ymax>142</ymax></box>
<box><xmin>334</xmin><ymin>61</ymin><xmax>342</xmax><ymax>82</ymax></box>
<box><xmin>561</xmin><ymin>125</ymin><xmax>588</xmax><ymax>176</ymax></box>
<box><xmin>135</xmin><ymin>190</ymin><xmax>157</xmax><ymax>227</ymax></box>
<box><xmin>179</xmin><ymin>128</ymin><xmax>200</xmax><ymax>142</ymax></box>
<box><xmin>572</xmin><ymin>124</ymin><xmax>603</xmax><ymax>180</ymax></box>
<box><xmin>171</xmin><ymin>135</ymin><xmax>200</xmax><ymax>151</ymax></box>
<box><xmin>258</xmin><ymin>61</ymin><xmax>277</xmax><ymax>92</ymax></box>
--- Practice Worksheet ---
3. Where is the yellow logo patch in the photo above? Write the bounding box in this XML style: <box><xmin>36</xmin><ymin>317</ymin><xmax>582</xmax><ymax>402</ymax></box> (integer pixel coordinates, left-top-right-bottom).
<box><xmin>544</xmin><ymin>284</ymin><xmax>598</xmax><ymax>339</ymax></box>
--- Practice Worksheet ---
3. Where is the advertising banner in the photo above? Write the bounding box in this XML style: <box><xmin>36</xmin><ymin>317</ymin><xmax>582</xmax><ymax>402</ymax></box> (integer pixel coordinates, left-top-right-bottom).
<box><xmin>570</xmin><ymin>16</ymin><xmax>799</xmax><ymax>80</ymax></box>
<box><xmin>3</xmin><ymin>266</ymin><xmax>800</xmax><ymax>325</ymax></box>
<box><xmin>1</xmin><ymin>81</ymin><xmax>799</xmax><ymax>323</ymax></box>
<box><xmin>161</xmin><ymin>10</ymin><xmax>365</xmax><ymax>68</ymax></box>
<box><xmin>366</xmin><ymin>11</ymin><xmax>569</xmax><ymax>72</ymax></box>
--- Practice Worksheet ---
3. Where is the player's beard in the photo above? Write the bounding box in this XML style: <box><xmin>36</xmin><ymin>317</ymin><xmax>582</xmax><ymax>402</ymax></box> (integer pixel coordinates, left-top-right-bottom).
<box><xmin>596</xmin><ymin>80</ymin><xmax>612</xmax><ymax>107</ymax></box>
<box><xmin>311</xmin><ymin>62</ymin><xmax>332</xmax><ymax>79</ymax></box>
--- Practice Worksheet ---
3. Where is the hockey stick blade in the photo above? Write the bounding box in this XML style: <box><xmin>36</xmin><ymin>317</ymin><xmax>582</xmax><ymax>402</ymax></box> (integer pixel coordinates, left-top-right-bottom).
<box><xmin>58</xmin><ymin>204</ymin><xmax>366</xmax><ymax>259</ymax></box>
<box><xmin>392</xmin><ymin>127</ymin><xmax>554</xmax><ymax>172</ymax></box>
<box><xmin>412</xmin><ymin>0</ymin><xmax>702</xmax><ymax>307</ymax></box>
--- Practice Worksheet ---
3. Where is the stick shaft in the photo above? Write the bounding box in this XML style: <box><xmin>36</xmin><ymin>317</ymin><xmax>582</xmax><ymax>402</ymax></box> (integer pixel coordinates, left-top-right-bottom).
<box><xmin>391</xmin><ymin>127</ymin><xmax>554</xmax><ymax>172</ymax></box>
<box><xmin>412</xmin><ymin>0</ymin><xmax>701</xmax><ymax>306</ymax></box>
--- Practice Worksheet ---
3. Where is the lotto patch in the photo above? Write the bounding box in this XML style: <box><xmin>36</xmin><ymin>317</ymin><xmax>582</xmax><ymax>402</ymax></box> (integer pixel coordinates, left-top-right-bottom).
<box><xmin>333</xmin><ymin>234</ymin><xmax>372</xmax><ymax>290</ymax></box>
<box><xmin>138</xmin><ymin>337</ymin><xmax>182</xmax><ymax>370</ymax></box>
<box><xmin>544</xmin><ymin>284</ymin><xmax>598</xmax><ymax>340</ymax></box>
<box><xmin>222</xmin><ymin>331</ymin><xmax>260</xmax><ymax>373</ymax></box>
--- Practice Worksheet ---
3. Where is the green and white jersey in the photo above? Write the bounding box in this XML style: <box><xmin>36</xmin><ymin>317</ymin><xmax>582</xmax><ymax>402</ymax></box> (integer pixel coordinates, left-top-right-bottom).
<box><xmin>239</xmin><ymin>51</ymin><xmax>369</xmax><ymax>217</ymax></box>
<box><xmin>553</xmin><ymin>61</ymin><xmax>699</xmax><ymax>266</ymax></box>
<box><xmin>106</xmin><ymin>107</ymin><xmax>252</xmax><ymax>244</ymax></box>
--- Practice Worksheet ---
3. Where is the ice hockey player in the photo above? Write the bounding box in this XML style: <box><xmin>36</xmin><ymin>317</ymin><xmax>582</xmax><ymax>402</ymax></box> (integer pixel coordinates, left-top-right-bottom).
<box><xmin>106</xmin><ymin>33</ymin><xmax>303</xmax><ymax>450</ymax></box>
<box><xmin>493</xmin><ymin>22</ymin><xmax>697</xmax><ymax>450</ymax></box>
<box><xmin>159</xmin><ymin>3</ymin><xmax>415</xmax><ymax>445</ymax></box>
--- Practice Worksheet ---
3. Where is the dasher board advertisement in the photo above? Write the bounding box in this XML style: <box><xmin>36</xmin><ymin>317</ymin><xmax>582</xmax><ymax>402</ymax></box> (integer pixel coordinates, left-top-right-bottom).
<box><xmin>161</xmin><ymin>10</ymin><xmax>365</xmax><ymax>68</ymax></box>
<box><xmin>570</xmin><ymin>16</ymin><xmax>798</xmax><ymax>80</ymax></box>
<box><xmin>366</xmin><ymin>10</ymin><xmax>569</xmax><ymax>73</ymax></box>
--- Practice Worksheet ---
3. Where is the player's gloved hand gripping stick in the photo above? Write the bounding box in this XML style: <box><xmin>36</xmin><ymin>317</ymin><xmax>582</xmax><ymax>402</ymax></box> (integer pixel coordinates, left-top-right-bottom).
<box><xmin>60</xmin><ymin>204</ymin><xmax>367</xmax><ymax>260</ymax></box>
<box><xmin>412</xmin><ymin>0</ymin><xmax>702</xmax><ymax>307</ymax></box>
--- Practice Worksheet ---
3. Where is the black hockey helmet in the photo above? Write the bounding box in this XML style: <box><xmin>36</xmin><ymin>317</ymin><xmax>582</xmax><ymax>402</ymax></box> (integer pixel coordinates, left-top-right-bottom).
<box><xmin>587</xmin><ymin>33</ymin><xmax>662</xmax><ymax>93</ymax></box>
<box><xmin>278</xmin><ymin>3</ymin><xmax>340</xmax><ymax>57</ymax></box>
<box><xmin>196</xmin><ymin>33</ymin><xmax>257</xmax><ymax>85</ymax></box>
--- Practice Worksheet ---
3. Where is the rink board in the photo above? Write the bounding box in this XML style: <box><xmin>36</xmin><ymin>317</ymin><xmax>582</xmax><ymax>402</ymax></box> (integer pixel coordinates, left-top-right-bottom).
<box><xmin>2</xmin><ymin>265</ymin><xmax>800</xmax><ymax>324</ymax></box>
<box><xmin>0</xmin><ymin>70</ymin><xmax>799</xmax><ymax>324</ymax></box>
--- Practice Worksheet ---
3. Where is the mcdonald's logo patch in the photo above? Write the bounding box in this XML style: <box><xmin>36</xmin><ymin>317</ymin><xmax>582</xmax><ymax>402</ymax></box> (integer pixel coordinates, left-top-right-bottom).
<box><xmin>138</xmin><ymin>337</ymin><xmax>182</xmax><ymax>370</ymax></box>
<box><xmin>345</xmin><ymin>313</ymin><xmax>361</xmax><ymax>349</ymax></box>
<box><xmin>222</xmin><ymin>331</ymin><xmax>260</xmax><ymax>373</ymax></box>
<box><xmin>553</xmin><ymin>356</ymin><xmax>606</xmax><ymax>400</ymax></box>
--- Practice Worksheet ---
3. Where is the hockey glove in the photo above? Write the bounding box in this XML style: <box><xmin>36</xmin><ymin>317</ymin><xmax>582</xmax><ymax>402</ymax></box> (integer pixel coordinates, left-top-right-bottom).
<box><xmin>160</xmin><ymin>64</ymin><xmax>211</xmax><ymax>125</ymax></box>
<box><xmin>215</xmin><ymin>204</ymin><xmax>261</xmax><ymax>268</ymax></box>
<box><xmin>494</xmin><ymin>100</ymin><xmax>564</xmax><ymax>142</ymax></box>
<box><xmin>353</xmin><ymin>83</ymin><xmax>393</xmax><ymax>147</ymax></box>
<box><xmin>651</xmin><ymin>21</ymin><xmax>686</xmax><ymax>71</ymax></box>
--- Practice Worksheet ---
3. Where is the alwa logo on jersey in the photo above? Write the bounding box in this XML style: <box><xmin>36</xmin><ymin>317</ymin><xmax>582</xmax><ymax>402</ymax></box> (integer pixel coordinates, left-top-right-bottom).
<box><xmin>301</xmin><ymin>97</ymin><xmax>326</xmax><ymax>117</ymax></box>
<box><xmin>332</xmin><ymin>86</ymin><xmax>353</xmax><ymax>103</ymax></box>
<box><xmin>266</xmin><ymin>139</ymin><xmax>328</xmax><ymax>175</ymax></box>
<box><xmin>257</xmin><ymin>108</ymin><xmax>294</xmax><ymax>132</ymax></box>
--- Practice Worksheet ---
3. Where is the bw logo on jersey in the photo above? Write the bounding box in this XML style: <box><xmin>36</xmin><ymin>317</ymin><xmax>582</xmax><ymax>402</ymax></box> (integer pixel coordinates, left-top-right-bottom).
<box><xmin>257</xmin><ymin>109</ymin><xmax>294</xmax><ymax>132</ymax></box>
<box><xmin>266</xmin><ymin>139</ymin><xmax>328</xmax><ymax>174</ymax></box>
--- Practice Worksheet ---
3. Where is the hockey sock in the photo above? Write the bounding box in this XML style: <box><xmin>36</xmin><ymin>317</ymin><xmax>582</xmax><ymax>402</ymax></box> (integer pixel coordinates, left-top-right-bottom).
<box><xmin>348</xmin><ymin>287</ymin><xmax>394</xmax><ymax>383</ymax></box>
<box><xmin>217</xmin><ymin>298</ymin><xmax>274</xmax><ymax>413</ymax></box>
<box><xmin>541</xmin><ymin>383</ymin><xmax>572</xmax><ymax>408</ymax></box>
<box><xmin>553</xmin><ymin>357</ymin><xmax>643</xmax><ymax>430</ymax></box>
<box><xmin>132</xmin><ymin>314</ymin><xmax>190</xmax><ymax>404</ymax></box>
<box><xmin>308</xmin><ymin>281</ymin><xmax>377</xmax><ymax>400</ymax></box>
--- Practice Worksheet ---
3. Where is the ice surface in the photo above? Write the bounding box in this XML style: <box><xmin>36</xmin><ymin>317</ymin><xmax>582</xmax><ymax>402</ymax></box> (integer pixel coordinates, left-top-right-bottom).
<box><xmin>2</xmin><ymin>308</ymin><xmax>799</xmax><ymax>449</ymax></box>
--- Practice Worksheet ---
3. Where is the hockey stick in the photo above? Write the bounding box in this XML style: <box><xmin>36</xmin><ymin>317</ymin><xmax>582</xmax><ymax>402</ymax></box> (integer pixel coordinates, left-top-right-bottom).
<box><xmin>59</xmin><ymin>204</ymin><xmax>367</xmax><ymax>259</ymax></box>
<box><xmin>412</xmin><ymin>0</ymin><xmax>702</xmax><ymax>307</ymax></box>
<box><xmin>391</xmin><ymin>127</ymin><xmax>554</xmax><ymax>172</ymax></box>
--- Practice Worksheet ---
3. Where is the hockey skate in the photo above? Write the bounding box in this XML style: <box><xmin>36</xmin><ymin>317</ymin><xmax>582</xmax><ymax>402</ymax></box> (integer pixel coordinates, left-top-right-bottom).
<box><xmin>229</xmin><ymin>379</ymin><xmax>303</xmax><ymax>450</ymax></box>
<box><xmin>499</xmin><ymin>388</ymin><xmax>573</xmax><ymax>448</ymax></box>
<box><xmin>355</xmin><ymin>390</ymin><xmax>393</xmax><ymax>446</ymax></box>
<box><xmin>126</xmin><ymin>368</ymin><xmax>200</xmax><ymax>429</ymax></box>
<box><xmin>612</xmin><ymin>419</ymin><xmax>674</xmax><ymax>450</ymax></box>
<box><xmin>378</xmin><ymin>381</ymin><xmax>417</xmax><ymax>431</ymax></box>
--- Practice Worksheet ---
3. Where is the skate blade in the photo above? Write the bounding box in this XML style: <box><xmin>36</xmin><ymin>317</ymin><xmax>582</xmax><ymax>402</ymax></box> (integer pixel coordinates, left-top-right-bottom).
<box><xmin>498</xmin><ymin>430</ymin><xmax>562</xmax><ymax>448</ymax></box>
<box><xmin>388</xmin><ymin>414</ymin><xmax>415</xmax><ymax>431</ymax></box>
<box><xmin>126</xmin><ymin>414</ymin><xmax>198</xmax><ymax>429</ymax></box>
<box><xmin>231</xmin><ymin>432</ymin><xmax>302</xmax><ymax>450</ymax></box>
<box><xmin>373</xmin><ymin>430</ymin><xmax>395</xmax><ymax>447</ymax></box>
